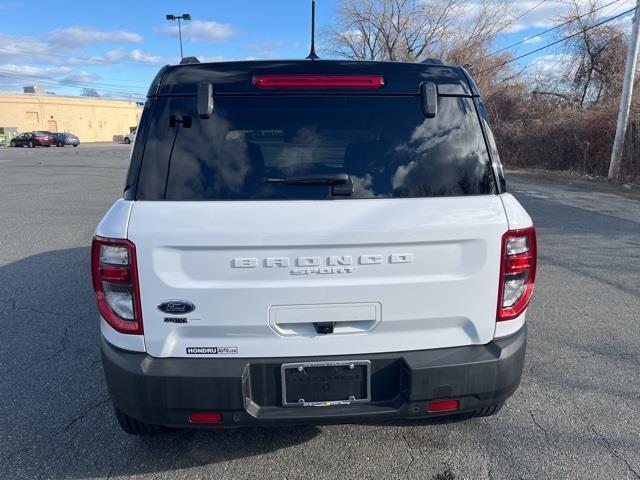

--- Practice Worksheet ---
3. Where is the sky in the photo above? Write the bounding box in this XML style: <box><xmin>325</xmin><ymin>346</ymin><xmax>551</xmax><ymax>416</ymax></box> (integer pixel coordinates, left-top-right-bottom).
<box><xmin>0</xmin><ymin>0</ymin><xmax>636</xmax><ymax>100</ymax></box>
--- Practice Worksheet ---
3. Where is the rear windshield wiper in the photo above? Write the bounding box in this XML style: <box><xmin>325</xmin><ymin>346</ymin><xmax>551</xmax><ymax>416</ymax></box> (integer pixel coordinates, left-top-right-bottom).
<box><xmin>266</xmin><ymin>173</ymin><xmax>354</xmax><ymax>196</ymax></box>
<box><xmin>266</xmin><ymin>173</ymin><xmax>350</xmax><ymax>185</ymax></box>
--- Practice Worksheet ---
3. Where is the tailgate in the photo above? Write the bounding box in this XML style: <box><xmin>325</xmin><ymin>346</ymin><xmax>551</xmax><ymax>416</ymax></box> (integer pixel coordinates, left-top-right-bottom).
<box><xmin>129</xmin><ymin>196</ymin><xmax>507</xmax><ymax>358</ymax></box>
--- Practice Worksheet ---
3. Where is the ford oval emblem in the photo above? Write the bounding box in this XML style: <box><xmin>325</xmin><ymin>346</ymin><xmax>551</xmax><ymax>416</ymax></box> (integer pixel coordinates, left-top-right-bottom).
<box><xmin>157</xmin><ymin>300</ymin><xmax>196</xmax><ymax>315</ymax></box>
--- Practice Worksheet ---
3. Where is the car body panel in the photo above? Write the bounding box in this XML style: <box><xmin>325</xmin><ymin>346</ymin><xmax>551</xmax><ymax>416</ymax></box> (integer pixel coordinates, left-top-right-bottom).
<box><xmin>500</xmin><ymin>193</ymin><xmax>534</xmax><ymax>230</ymax></box>
<box><xmin>125</xmin><ymin>196</ymin><xmax>509</xmax><ymax>358</ymax></box>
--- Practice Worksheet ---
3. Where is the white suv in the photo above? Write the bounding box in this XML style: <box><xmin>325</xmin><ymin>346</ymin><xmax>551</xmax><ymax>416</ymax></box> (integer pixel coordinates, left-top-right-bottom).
<box><xmin>93</xmin><ymin>60</ymin><xmax>536</xmax><ymax>435</ymax></box>
<box><xmin>123</xmin><ymin>129</ymin><xmax>136</xmax><ymax>144</ymax></box>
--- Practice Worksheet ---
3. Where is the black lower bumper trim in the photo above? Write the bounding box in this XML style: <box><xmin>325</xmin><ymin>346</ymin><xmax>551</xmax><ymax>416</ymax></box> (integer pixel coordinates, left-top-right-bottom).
<box><xmin>101</xmin><ymin>326</ymin><xmax>526</xmax><ymax>428</ymax></box>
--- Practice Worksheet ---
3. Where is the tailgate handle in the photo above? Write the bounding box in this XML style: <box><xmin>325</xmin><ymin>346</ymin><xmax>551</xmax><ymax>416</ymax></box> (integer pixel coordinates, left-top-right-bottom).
<box><xmin>270</xmin><ymin>303</ymin><xmax>381</xmax><ymax>336</ymax></box>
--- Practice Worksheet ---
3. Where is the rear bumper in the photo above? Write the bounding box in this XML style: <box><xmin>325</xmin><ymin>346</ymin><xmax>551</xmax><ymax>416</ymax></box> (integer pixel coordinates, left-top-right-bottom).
<box><xmin>101</xmin><ymin>326</ymin><xmax>526</xmax><ymax>428</ymax></box>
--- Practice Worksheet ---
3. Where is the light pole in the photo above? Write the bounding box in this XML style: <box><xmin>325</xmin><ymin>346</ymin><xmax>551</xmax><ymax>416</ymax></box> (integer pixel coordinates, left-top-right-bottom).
<box><xmin>165</xmin><ymin>13</ymin><xmax>191</xmax><ymax>60</ymax></box>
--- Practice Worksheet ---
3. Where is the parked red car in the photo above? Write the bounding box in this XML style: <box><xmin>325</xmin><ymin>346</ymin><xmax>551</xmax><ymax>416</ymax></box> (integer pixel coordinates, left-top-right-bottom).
<box><xmin>10</xmin><ymin>132</ymin><xmax>54</xmax><ymax>147</ymax></box>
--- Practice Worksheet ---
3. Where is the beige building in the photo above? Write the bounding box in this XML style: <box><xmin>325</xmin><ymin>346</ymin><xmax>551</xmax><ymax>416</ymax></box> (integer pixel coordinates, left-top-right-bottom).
<box><xmin>0</xmin><ymin>92</ymin><xmax>143</xmax><ymax>142</ymax></box>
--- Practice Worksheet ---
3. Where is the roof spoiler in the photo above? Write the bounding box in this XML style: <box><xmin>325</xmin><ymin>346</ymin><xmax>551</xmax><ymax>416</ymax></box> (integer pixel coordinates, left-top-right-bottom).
<box><xmin>180</xmin><ymin>56</ymin><xmax>200</xmax><ymax>65</ymax></box>
<box><xmin>420</xmin><ymin>58</ymin><xmax>444</xmax><ymax>65</ymax></box>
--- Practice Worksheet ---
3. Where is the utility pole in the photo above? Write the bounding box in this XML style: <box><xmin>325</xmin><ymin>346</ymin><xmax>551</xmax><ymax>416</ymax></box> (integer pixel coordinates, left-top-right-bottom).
<box><xmin>608</xmin><ymin>0</ymin><xmax>640</xmax><ymax>180</ymax></box>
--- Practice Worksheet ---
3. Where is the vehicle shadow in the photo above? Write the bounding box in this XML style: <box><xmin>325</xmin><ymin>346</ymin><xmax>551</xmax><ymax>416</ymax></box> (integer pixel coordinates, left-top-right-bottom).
<box><xmin>0</xmin><ymin>247</ymin><xmax>321</xmax><ymax>479</ymax></box>
<box><xmin>0</xmin><ymin>246</ymin><xmax>518</xmax><ymax>479</ymax></box>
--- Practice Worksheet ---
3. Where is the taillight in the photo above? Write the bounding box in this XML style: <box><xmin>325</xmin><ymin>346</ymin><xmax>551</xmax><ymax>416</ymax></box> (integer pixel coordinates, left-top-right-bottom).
<box><xmin>252</xmin><ymin>74</ymin><xmax>385</xmax><ymax>89</ymax></box>
<box><xmin>497</xmin><ymin>227</ymin><xmax>537</xmax><ymax>322</ymax></box>
<box><xmin>91</xmin><ymin>236</ymin><xmax>143</xmax><ymax>334</ymax></box>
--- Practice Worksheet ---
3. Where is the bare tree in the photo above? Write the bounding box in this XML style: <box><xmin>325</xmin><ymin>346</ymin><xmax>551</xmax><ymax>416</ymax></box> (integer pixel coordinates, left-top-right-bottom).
<box><xmin>558</xmin><ymin>0</ymin><xmax>627</xmax><ymax>108</ymax></box>
<box><xmin>326</xmin><ymin>0</ymin><xmax>511</xmax><ymax>60</ymax></box>
<box><xmin>325</xmin><ymin>0</ymin><xmax>513</xmax><ymax>94</ymax></box>
<box><xmin>80</xmin><ymin>88</ymin><xmax>101</xmax><ymax>98</ymax></box>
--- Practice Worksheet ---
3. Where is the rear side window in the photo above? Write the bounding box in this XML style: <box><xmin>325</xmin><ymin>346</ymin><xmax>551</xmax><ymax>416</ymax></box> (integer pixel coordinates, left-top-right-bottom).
<box><xmin>136</xmin><ymin>95</ymin><xmax>496</xmax><ymax>200</ymax></box>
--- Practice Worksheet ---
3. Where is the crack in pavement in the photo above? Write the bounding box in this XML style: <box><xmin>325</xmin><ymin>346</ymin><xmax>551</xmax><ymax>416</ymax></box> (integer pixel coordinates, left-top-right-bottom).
<box><xmin>0</xmin><ymin>396</ymin><xmax>108</xmax><ymax>467</ymax></box>
<box><xmin>0</xmin><ymin>298</ymin><xmax>74</xmax><ymax>319</ymax></box>
<box><xmin>528</xmin><ymin>410</ymin><xmax>571</xmax><ymax>462</ymax></box>
<box><xmin>587</xmin><ymin>425</ymin><xmax>640</xmax><ymax>479</ymax></box>
<box><xmin>0</xmin><ymin>313</ymin><xmax>94</xmax><ymax>376</ymax></box>
<box><xmin>62</xmin><ymin>397</ymin><xmax>111</xmax><ymax>433</ymax></box>
<box><xmin>402</xmin><ymin>432</ymin><xmax>417</xmax><ymax>475</ymax></box>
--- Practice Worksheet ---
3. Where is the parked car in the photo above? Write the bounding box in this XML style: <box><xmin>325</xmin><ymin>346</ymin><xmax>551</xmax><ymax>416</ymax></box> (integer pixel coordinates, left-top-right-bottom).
<box><xmin>53</xmin><ymin>132</ymin><xmax>80</xmax><ymax>147</ymax></box>
<box><xmin>123</xmin><ymin>130</ymin><xmax>136</xmax><ymax>144</ymax></box>
<box><xmin>93</xmin><ymin>59</ymin><xmax>536</xmax><ymax>435</ymax></box>
<box><xmin>10</xmin><ymin>132</ymin><xmax>53</xmax><ymax>147</ymax></box>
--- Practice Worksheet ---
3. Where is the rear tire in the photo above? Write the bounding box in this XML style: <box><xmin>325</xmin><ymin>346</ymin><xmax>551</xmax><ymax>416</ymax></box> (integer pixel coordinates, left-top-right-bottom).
<box><xmin>73</xmin><ymin>144</ymin><xmax>78</xmax><ymax>147</ymax></box>
<box><xmin>57</xmin><ymin>141</ymin><xmax>64</xmax><ymax>147</ymax></box>
<box><xmin>28</xmin><ymin>141</ymin><xmax>34</xmax><ymax>148</ymax></box>
<box><xmin>114</xmin><ymin>408</ymin><xmax>167</xmax><ymax>436</ymax></box>
<box><xmin>10</xmin><ymin>141</ymin><xmax>15</xmax><ymax>147</ymax></box>
<box><xmin>124</xmin><ymin>138</ymin><xmax>131</xmax><ymax>144</ymax></box>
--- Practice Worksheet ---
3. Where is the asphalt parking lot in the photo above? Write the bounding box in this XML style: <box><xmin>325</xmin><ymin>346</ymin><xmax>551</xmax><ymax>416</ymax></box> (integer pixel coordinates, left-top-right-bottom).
<box><xmin>0</xmin><ymin>143</ymin><xmax>639</xmax><ymax>480</ymax></box>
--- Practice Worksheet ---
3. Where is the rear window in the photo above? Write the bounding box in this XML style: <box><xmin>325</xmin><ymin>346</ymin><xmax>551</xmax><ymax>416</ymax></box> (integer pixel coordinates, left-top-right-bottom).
<box><xmin>136</xmin><ymin>95</ymin><xmax>496</xmax><ymax>200</ymax></box>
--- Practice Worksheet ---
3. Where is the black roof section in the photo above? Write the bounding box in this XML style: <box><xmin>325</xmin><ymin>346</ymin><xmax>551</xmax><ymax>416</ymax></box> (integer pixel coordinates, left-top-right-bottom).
<box><xmin>147</xmin><ymin>60</ymin><xmax>474</xmax><ymax>97</ymax></box>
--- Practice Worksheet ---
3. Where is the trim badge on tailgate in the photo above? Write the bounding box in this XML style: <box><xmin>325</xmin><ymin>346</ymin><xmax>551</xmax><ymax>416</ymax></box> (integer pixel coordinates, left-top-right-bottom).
<box><xmin>232</xmin><ymin>254</ymin><xmax>414</xmax><ymax>275</ymax></box>
<box><xmin>157</xmin><ymin>300</ymin><xmax>196</xmax><ymax>315</ymax></box>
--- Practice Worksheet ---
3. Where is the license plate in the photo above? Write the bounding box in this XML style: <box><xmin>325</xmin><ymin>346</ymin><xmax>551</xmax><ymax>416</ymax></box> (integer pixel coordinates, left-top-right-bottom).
<box><xmin>281</xmin><ymin>360</ymin><xmax>371</xmax><ymax>407</ymax></box>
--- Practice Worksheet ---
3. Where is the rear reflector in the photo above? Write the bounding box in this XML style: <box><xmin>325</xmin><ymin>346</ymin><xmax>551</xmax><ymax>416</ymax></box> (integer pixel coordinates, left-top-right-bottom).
<box><xmin>427</xmin><ymin>400</ymin><xmax>459</xmax><ymax>413</ymax></box>
<box><xmin>188</xmin><ymin>412</ymin><xmax>223</xmax><ymax>424</ymax></box>
<box><xmin>252</xmin><ymin>74</ymin><xmax>385</xmax><ymax>89</ymax></box>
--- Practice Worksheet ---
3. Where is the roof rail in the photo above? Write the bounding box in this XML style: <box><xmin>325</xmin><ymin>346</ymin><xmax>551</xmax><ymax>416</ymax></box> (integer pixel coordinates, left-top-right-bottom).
<box><xmin>180</xmin><ymin>56</ymin><xmax>200</xmax><ymax>65</ymax></box>
<box><xmin>420</xmin><ymin>58</ymin><xmax>444</xmax><ymax>65</ymax></box>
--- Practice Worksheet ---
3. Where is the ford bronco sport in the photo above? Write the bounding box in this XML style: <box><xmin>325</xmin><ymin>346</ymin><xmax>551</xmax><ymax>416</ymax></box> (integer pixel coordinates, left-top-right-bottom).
<box><xmin>92</xmin><ymin>59</ymin><xmax>536</xmax><ymax>435</ymax></box>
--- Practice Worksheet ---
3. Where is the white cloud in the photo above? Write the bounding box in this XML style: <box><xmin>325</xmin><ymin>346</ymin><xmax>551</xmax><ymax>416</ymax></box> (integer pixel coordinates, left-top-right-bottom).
<box><xmin>60</xmin><ymin>70</ymin><xmax>100</xmax><ymax>85</ymax></box>
<box><xmin>529</xmin><ymin>53</ymin><xmax>575</xmax><ymax>73</ymax></box>
<box><xmin>128</xmin><ymin>49</ymin><xmax>164</xmax><ymax>64</ymax></box>
<box><xmin>0</xmin><ymin>64</ymin><xmax>73</xmax><ymax>78</ymax></box>
<box><xmin>46</xmin><ymin>27</ymin><xmax>143</xmax><ymax>49</ymax></box>
<box><xmin>0</xmin><ymin>64</ymin><xmax>74</xmax><ymax>92</ymax></box>
<box><xmin>485</xmin><ymin>0</ymin><xmax>637</xmax><ymax>34</ymax></box>
<box><xmin>68</xmin><ymin>49</ymin><xmax>165</xmax><ymax>65</ymax></box>
<box><xmin>0</xmin><ymin>33</ymin><xmax>52</xmax><ymax>63</ymax></box>
<box><xmin>0</xmin><ymin>29</ymin><xmax>163</xmax><ymax>69</ymax></box>
<box><xmin>523</xmin><ymin>35</ymin><xmax>542</xmax><ymax>45</ymax></box>
<box><xmin>155</xmin><ymin>20</ymin><xmax>236</xmax><ymax>42</ymax></box>
<box><xmin>0</xmin><ymin>25</ymin><xmax>156</xmax><ymax>97</ymax></box>
<box><xmin>0</xmin><ymin>64</ymin><xmax>102</xmax><ymax>88</ymax></box>
<box><xmin>0</xmin><ymin>26</ymin><xmax>149</xmax><ymax>67</ymax></box>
